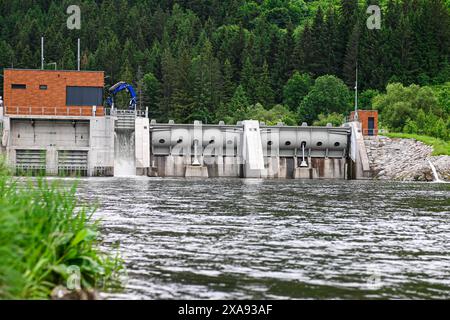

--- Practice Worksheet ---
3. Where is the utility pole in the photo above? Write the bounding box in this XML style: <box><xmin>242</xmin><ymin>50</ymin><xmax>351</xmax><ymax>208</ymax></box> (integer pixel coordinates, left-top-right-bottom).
<box><xmin>77</xmin><ymin>38</ymin><xmax>81</xmax><ymax>71</ymax></box>
<box><xmin>354</xmin><ymin>62</ymin><xmax>359</xmax><ymax>121</ymax></box>
<box><xmin>41</xmin><ymin>37</ymin><xmax>44</xmax><ymax>70</ymax></box>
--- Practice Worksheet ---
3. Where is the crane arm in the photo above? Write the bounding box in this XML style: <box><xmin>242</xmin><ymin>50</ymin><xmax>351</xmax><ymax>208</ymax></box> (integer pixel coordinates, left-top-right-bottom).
<box><xmin>106</xmin><ymin>81</ymin><xmax>137</xmax><ymax>110</ymax></box>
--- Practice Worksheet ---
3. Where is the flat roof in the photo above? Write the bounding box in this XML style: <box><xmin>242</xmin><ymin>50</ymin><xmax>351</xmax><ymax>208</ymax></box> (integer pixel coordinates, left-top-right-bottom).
<box><xmin>4</xmin><ymin>68</ymin><xmax>104</xmax><ymax>74</ymax></box>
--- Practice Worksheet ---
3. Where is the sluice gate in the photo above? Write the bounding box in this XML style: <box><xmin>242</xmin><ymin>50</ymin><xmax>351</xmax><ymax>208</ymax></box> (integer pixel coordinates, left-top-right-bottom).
<box><xmin>149</xmin><ymin>120</ymin><xmax>351</xmax><ymax>179</ymax></box>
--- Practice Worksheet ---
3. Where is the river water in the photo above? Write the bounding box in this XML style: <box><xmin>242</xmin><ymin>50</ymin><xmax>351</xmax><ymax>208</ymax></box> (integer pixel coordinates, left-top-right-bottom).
<box><xmin>74</xmin><ymin>177</ymin><xmax>450</xmax><ymax>299</ymax></box>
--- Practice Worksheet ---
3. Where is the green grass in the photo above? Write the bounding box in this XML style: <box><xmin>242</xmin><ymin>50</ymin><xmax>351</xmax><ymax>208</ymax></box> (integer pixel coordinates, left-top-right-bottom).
<box><xmin>0</xmin><ymin>159</ymin><xmax>124</xmax><ymax>299</ymax></box>
<box><xmin>384</xmin><ymin>133</ymin><xmax>450</xmax><ymax>156</ymax></box>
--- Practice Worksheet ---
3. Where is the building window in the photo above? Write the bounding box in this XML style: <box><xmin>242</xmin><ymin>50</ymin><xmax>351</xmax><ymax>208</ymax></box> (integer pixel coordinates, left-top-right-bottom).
<box><xmin>12</xmin><ymin>84</ymin><xmax>26</xmax><ymax>89</ymax></box>
<box><xmin>66</xmin><ymin>86</ymin><xmax>103</xmax><ymax>106</ymax></box>
<box><xmin>39</xmin><ymin>85</ymin><xmax>48</xmax><ymax>90</ymax></box>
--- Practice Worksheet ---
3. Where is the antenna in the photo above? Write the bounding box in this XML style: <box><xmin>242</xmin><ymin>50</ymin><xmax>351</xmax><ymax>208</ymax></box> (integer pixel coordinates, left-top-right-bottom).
<box><xmin>77</xmin><ymin>38</ymin><xmax>81</xmax><ymax>71</ymax></box>
<box><xmin>354</xmin><ymin>62</ymin><xmax>359</xmax><ymax>121</ymax></box>
<box><xmin>41</xmin><ymin>37</ymin><xmax>44</xmax><ymax>70</ymax></box>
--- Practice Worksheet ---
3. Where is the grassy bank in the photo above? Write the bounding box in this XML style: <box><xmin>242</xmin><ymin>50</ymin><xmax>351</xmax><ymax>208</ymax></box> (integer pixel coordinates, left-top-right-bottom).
<box><xmin>384</xmin><ymin>133</ymin><xmax>450</xmax><ymax>156</ymax></box>
<box><xmin>0</xmin><ymin>160</ymin><xmax>123</xmax><ymax>299</ymax></box>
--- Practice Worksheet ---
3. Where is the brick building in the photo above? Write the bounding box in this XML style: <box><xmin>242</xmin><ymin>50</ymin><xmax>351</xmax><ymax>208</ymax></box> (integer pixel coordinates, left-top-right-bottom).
<box><xmin>350</xmin><ymin>110</ymin><xmax>378</xmax><ymax>136</ymax></box>
<box><xmin>3</xmin><ymin>69</ymin><xmax>105</xmax><ymax>116</ymax></box>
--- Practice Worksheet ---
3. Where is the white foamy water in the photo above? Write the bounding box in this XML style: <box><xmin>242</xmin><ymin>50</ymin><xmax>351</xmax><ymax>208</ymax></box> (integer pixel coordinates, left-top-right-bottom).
<box><xmin>114</xmin><ymin>131</ymin><xmax>136</xmax><ymax>176</ymax></box>
<box><xmin>428</xmin><ymin>159</ymin><xmax>445</xmax><ymax>183</ymax></box>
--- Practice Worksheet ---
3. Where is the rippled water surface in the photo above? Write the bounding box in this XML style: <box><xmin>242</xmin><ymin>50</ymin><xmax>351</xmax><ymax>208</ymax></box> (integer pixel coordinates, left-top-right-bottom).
<box><xmin>74</xmin><ymin>177</ymin><xmax>450</xmax><ymax>299</ymax></box>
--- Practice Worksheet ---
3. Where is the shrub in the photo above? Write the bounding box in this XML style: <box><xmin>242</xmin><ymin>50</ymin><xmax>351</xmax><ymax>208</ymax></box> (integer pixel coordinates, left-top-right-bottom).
<box><xmin>313</xmin><ymin>113</ymin><xmax>345</xmax><ymax>127</ymax></box>
<box><xmin>298</xmin><ymin>75</ymin><xmax>351</xmax><ymax>124</ymax></box>
<box><xmin>0</xmin><ymin>160</ymin><xmax>123</xmax><ymax>299</ymax></box>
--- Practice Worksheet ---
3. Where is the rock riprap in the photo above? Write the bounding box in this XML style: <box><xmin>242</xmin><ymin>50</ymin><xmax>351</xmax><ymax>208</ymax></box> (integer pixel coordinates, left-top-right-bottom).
<box><xmin>364</xmin><ymin>136</ymin><xmax>449</xmax><ymax>182</ymax></box>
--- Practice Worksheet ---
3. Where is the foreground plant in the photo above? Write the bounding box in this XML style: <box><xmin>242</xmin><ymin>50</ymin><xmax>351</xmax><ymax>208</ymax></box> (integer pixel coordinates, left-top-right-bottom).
<box><xmin>0</xmin><ymin>161</ymin><xmax>124</xmax><ymax>299</ymax></box>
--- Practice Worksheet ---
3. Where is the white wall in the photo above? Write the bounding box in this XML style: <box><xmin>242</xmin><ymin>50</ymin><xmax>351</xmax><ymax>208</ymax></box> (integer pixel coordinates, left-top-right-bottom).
<box><xmin>135</xmin><ymin>117</ymin><xmax>150</xmax><ymax>170</ymax></box>
<box><xmin>89</xmin><ymin>117</ymin><xmax>115</xmax><ymax>175</ymax></box>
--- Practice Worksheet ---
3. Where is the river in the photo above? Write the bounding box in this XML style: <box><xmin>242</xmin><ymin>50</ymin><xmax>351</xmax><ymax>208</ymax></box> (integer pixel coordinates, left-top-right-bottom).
<box><xmin>74</xmin><ymin>177</ymin><xmax>450</xmax><ymax>299</ymax></box>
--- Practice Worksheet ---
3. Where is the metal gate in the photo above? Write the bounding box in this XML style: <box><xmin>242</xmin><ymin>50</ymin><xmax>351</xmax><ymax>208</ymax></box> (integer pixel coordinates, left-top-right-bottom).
<box><xmin>58</xmin><ymin>150</ymin><xmax>88</xmax><ymax>176</ymax></box>
<box><xmin>15</xmin><ymin>149</ymin><xmax>46</xmax><ymax>175</ymax></box>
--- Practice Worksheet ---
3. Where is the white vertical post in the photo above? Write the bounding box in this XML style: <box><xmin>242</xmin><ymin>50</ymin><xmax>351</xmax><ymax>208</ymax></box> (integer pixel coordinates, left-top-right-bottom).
<box><xmin>77</xmin><ymin>38</ymin><xmax>81</xmax><ymax>71</ymax></box>
<box><xmin>300</xmin><ymin>142</ymin><xmax>308</xmax><ymax>167</ymax></box>
<box><xmin>192</xmin><ymin>139</ymin><xmax>200</xmax><ymax>166</ymax></box>
<box><xmin>41</xmin><ymin>37</ymin><xmax>44</xmax><ymax>70</ymax></box>
<box><xmin>354</xmin><ymin>63</ymin><xmax>359</xmax><ymax>121</ymax></box>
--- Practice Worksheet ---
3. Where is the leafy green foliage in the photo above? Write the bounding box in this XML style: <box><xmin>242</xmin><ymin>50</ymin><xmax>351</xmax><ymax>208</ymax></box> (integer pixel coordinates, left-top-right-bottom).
<box><xmin>374</xmin><ymin>83</ymin><xmax>449</xmax><ymax>140</ymax></box>
<box><xmin>0</xmin><ymin>162</ymin><xmax>123</xmax><ymax>299</ymax></box>
<box><xmin>0</xmin><ymin>0</ymin><xmax>448</xmax><ymax>125</ymax></box>
<box><xmin>298</xmin><ymin>75</ymin><xmax>351</xmax><ymax>124</ymax></box>
<box><xmin>283</xmin><ymin>71</ymin><xmax>313</xmax><ymax>112</ymax></box>
<box><xmin>246</xmin><ymin>103</ymin><xmax>297</xmax><ymax>125</ymax></box>
<box><xmin>359</xmin><ymin>89</ymin><xmax>380</xmax><ymax>110</ymax></box>
<box><xmin>313</xmin><ymin>112</ymin><xmax>345</xmax><ymax>126</ymax></box>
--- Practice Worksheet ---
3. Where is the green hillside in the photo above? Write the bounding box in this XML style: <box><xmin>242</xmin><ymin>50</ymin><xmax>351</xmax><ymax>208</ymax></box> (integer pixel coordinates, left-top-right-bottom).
<box><xmin>0</xmin><ymin>0</ymin><xmax>449</xmax><ymax>138</ymax></box>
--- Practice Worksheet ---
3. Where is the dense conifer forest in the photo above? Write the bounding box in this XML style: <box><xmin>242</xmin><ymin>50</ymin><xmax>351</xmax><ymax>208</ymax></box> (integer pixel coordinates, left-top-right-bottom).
<box><xmin>0</xmin><ymin>0</ymin><xmax>449</xmax><ymax>138</ymax></box>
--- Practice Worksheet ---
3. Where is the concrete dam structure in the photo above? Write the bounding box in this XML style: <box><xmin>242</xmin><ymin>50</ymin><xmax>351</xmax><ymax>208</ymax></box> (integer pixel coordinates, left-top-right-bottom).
<box><xmin>0</xmin><ymin>68</ymin><xmax>371</xmax><ymax>179</ymax></box>
<box><xmin>149</xmin><ymin>119</ymin><xmax>352</xmax><ymax>179</ymax></box>
<box><xmin>0</xmin><ymin>109</ymin><xmax>370</xmax><ymax>180</ymax></box>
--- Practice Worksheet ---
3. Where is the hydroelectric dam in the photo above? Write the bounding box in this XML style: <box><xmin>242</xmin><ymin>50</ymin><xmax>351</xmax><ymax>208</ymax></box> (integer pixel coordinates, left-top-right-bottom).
<box><xmin>0</xmin><ymin>68</ymin><xmax>371</xmax><ymax>179</ymax></box>
<box><xmin>0</xmin><ymin>108</ymin><xmax>371</xmax><ymax>179</ymax></box>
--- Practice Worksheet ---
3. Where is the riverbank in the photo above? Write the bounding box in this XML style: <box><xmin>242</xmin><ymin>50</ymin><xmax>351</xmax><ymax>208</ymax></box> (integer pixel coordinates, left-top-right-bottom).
<box><xmin>384</xmin><ymin>133</ymin><xmax>450</xmax><ymax>156</ymax></box>
<box><xmin>364</xmin><ymin>136</ymin><xmax>450</xmax><ymax>181</ymax></box>
<box><xmin>0</xmin><ymin>160</ymin><xmax>124</xmax><ymax>299</ymax></box>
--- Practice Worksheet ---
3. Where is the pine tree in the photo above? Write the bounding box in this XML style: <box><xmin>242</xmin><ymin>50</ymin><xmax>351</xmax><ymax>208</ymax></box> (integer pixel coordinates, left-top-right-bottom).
<box><xmin>308</xmin><ymin>7</ymin><xmax>327</xmax><ymax>76</ymax></box>
<box><xmin>338</xmin><ymin>0</ymin><xmax>359</xmax><ymax>51</ymax></box>
<box><xmin>116</xmin><ymin>59</ymin><xmax>134</xmax><ymax>109</ymax></box>
<box><xmin>61</xmin><ymin>44</ymin><xmax>76</xmax><ymax>70</ymax></box>
<box><xmin>222</xmin><ymin>59</ymin><xmax>236</xmax><ymax>103</ymax></box>
<box><xmin>173</xmin><ymin>47</ymin><xmax>194</xmax><ymax>122</ymax></box>
<box><xmin>358</xmin><ymin>0</ymin><xmax>384</xmax><ymax>90</ymax></box>
<box><xmin>226</xmin><ymin>85</ymin><xmax>250</xmax><ymax>124</ymax></box>
<box><xmin>160</xmin><ymin>48</ymin><xmax>177</xmax><ymax>121</ymax></box>
<box><xmin>323</xmin><ymin>8</ymin><xmax>341</xmax><ymax>76</ymax></box>
<box><xmin>94</xmin><ymin>34</ymin><xmax>122</xmax><ymax>83</ymax></box>
<box><xmin>190</xmin><ymin>38</ymin><xmax>222</xmax><ymax>123</ymax></box>
<box><xmin>293</xmin><ymin>24</ymin><xmax>314</xmax><ymax>74</ymax></box>
<box><xmin>240</xmin><ymin>56</ymin><xmax>257</xmax><ymax>103</ymax></box>
<box><xmin>142</xmin><ymin>72</ymin><xmax>161</xmax><ymax>119</ymax></box>
<box><xmin>136</xmin><ymin>66</ymin><xmax>144</xmax><ymax>110</ymax></box>
<box><xmin>272</xmin><ymin>28</ymin><xmax>294</xmax><ymax>101</ymax></box>
<box><xmin>0</xmin><ymin>41</ymin><xmax>14</xmax><ymax>69</ymax></box>
<box><xmin>342</xmin><ymin>21</ymin><xmax>360</xmax><ymax>87</ymax></box>
<box><xmin>255</xmin><ymin>60</ymin><xmax>274</xmax><ymax>107</ymax></box>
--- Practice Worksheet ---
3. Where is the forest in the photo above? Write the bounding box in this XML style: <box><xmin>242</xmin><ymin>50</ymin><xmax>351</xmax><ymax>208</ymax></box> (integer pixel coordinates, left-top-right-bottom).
<box><xmin>0</xmin><ymin>0</ymin><xmax>449</xmax><ymax>139</ymax></box>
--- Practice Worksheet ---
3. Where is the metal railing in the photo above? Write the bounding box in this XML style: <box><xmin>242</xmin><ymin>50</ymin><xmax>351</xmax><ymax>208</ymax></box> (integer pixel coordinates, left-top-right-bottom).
<box><xmin>107</xmin><ymin>107</ymin><xmax>148</xmax><ymax>118</ymax></box>
<box><xmin>5</xmin><ymin>106</ymin><xmax>105</xmax><ymax>117</ymax></box>
<box><xmin>362</xmin><ymin>128</ymin><xmax>388</xmax><ymax>136</ymax></box>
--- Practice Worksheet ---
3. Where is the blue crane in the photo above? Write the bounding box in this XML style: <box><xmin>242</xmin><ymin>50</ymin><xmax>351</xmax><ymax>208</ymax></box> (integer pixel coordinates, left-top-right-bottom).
<box><xmin>106</xmin><ymin>81</ymin><xmax>137</xmax><ymax>110</ymax></box>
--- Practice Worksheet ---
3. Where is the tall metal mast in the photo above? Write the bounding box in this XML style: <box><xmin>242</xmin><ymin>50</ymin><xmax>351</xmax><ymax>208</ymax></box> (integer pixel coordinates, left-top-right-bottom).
<box><xmin>354</xmin><ymin>62</ymin><xmax>359</xmax><ymax>121</ymax></box>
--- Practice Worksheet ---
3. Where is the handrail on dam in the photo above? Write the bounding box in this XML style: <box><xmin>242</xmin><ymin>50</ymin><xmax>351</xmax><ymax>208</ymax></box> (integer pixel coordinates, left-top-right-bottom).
<box><xmin>107</xmin><ymin>108</ymin><xmax>147</xmax><ymax>118</ymax></box>
<box><xmin>5</xmin><ymin>105</ymin><xmax>105</xmax><ymax>117</ymax></box>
